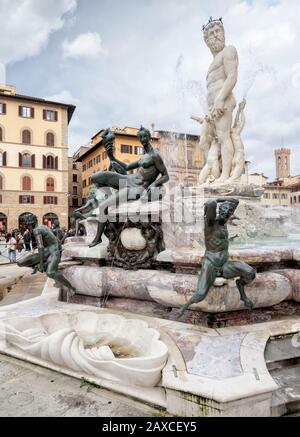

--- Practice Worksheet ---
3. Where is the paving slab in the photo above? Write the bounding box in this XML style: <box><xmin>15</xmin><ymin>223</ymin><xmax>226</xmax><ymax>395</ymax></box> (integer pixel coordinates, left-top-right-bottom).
<box><xmin>0</xmin><ymin>354</ymin><xmax>165</xmax><ymax>417</ymax></box>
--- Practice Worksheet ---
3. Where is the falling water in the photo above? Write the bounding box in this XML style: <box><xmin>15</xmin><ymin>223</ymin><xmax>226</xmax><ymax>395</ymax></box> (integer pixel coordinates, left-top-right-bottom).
<box><xmin>173</xmin><ymin>55</ymin><xmax>207</xmax><ymax>179</ymax></box>
<box><xmin>241</xmin><ymin>48</ymin><xmax>278</xmax><ymax>99</ymax></box>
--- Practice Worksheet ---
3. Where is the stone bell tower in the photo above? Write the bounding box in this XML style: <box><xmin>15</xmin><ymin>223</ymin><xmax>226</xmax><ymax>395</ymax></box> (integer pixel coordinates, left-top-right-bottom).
<box><xmin>275</xmin><ymin>148</ymin><xmax>290</xmax><ymax>179</ymax></box>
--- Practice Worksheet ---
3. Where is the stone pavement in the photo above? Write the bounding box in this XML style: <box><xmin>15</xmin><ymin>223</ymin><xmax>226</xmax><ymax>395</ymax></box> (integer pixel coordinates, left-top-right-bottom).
<box><xmin>0</xmin><ymin>354</ymin><xmax>164</xmax><ymax>417</ymax></box>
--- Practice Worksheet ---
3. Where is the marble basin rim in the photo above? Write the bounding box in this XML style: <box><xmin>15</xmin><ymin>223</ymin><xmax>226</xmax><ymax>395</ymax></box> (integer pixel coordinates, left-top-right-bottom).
<box><xmin>0</xmin><ymin>311</ymin><xmax>169</xmax><ymax>387</ymax></box>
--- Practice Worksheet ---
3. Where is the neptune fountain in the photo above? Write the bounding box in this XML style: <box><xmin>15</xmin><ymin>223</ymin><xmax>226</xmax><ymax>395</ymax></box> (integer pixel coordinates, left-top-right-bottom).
<box><xmin>0</xmin><ymin>17</ymin><xmax>299</xmax><ymax>417</ymax></box>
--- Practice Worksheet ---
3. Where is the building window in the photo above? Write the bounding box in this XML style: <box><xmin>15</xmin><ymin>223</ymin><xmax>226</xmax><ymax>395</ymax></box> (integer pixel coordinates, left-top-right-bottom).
<box><xmin>294</xmin><ymin>196</ymin><xmax>297</xmax><ymax>203</ymax></box>
<box><xmin>43</xmin><ymin>155</ymin><xmax>58</xmax><ymax>170</ymax></box>
<box><xmin>0</xmin><ymin>152</ymin><xmax>7</xmax><ymax>166</ymax></box>
<box><xmin>0</xmin><ymin>127</ymin><xmax>3</xmax><ymax>142</ymax></box>
<box><xmin>281</xmin><ymin>194</ymin><xmax>287</xmax><ymax>200</ymax></box>
<box><xmin>43</xmin><ymin>110</ymin><xmax>58</xmax><ymax>122</ymax></box>
<box><xmin>19</xmin><ymin>195</ymin><xmax>34</xmax><ymax>204</ymax></box>
<box><xmin>73</xmin><ymin>186</ymin><xmax>78</xmax><ymax>195</ymax></box>
<box><xmin>0</xmin><ymin>195</ymin><xmax>2</xmax><ymax>203</ymax></box>
<box><xmin>134</xmin><ymin>146</ymin><xmax>143</xmax><ymax>155</ymax></box>
<box><xmin>102</xmin><ymin>151</ymin><xmax>107</xmax><ymax>160</ymax></box>
<box><xmin>88</xmin><ymin>177</ymin><xmax>92</xmax><ymax>186</ymax></box>
<box><xmin>19</xmin><ymin>106</ymin><xmax>34</xmax><ymax>118</ymax></box>
<box><xmin>0</xmin><ymin>175</ymin><xmax>3</xmax><ymax>190</ymax></box>
<box><xmin>19</xmin><ymin>153</ymin><xmax>34</xmax><ymax>168</ymax></box>
<box><xmin>22</xmin><ymin>176</ymin><xmax>31</xmax><ymax>191</ymax></box>
<box><xmin>272</xmin><ymin>193</ymin><xmax>279</xmax><ymax>199</ymax></box>
<box><xmin>46</xmin><ymin>177</ymin><xmax>55</xmax><ymax>192</ymax></box>
<box><xmin>0</xmin><ymin>103</ymin><xmax>6</xmax><ymax>115</ymax></box>
<box><xmin>43</xmin><ymin>196</ymin><xmax>58</xmax><ymax>205</ymax></box>
<box><xmin>46</xmin><ymin>132</ymin><xmax>55</xmax><ymax>147</ymax></box>
<box><xmin>298</xmin><ymin>195</ymin><xmax>300</xmax><ymax>203</ymax></box>
<box><xmin>72</xmin><ymin>198</ymin><xmax>78</xmax><ymax>207</ymax></box>
<box><xmin>22</xmin><ymin>129</ymin><xmax>32</xmax><ymax>145</ymax></box>
<box><xmin>47</xmin><ymin>156</ymin><xmax>54</xmax><ymax>169</ymax></box>
<box><xmin>264</xmin><ymin>193</ymin><xmax>270</xmax><ymax>199</ymax></box>
<box><xmin>19</xmin><ymin>153</ymin><xmax>35</xmax><ymax>168</ymax></box>
<box><xmin>73</xmin><ymin>162</ymin><xmax>77</xmax><ymax>170</ymax></box>
<box><xmin>73</xmin><ymin>174</ymin><xmax>77</xmax><ymax>183</ymax></box>
<box><xmin>121</xmin><ymin>144</ymin><xmax>132</xmax><ymax>154</ymax></box>
<box><xmin>83</xmin><ymin>164</ymin><xmax>86</xmax><ymax>172</ymax></box>
<box><xmin>83</xmin><ymin>179</ymin><xmax>86</xmax><ymax>188</ymax></box>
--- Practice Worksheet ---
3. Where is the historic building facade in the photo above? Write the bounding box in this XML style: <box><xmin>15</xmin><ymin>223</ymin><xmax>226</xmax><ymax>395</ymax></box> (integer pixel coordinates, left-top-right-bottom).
<box><xmin>0</xmin><ymin>84</ymin><xmax>75</xmax><ymax>231</ymax></box>
<box><xmin>275</xmin><ymin>147</ymin><xmax>291</xmax><ymax>179</ymax></box>
<box><xmin>68</xmin><ymin>145</ymin><xmax>90</xmax><ymax>221</ymax></box>
<box><xmin>153</xmin><ymin>130</ymin><xmax>204</xmax><ymax>187</ymax></box>
<box><xmin>258</xmin><ymin>148</ymin><xmax>299</xmax><ymax>207</ymax></box>
<box><xmin>262</xmin><ymin>180</ymin><xmax>291</xmax><ymax>207</ymax></box>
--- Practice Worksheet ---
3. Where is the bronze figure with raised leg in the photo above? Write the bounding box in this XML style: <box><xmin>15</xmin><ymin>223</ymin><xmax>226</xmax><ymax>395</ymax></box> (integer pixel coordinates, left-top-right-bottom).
<box><xmin>177</xmin><ymin>197</ymin><xmax>255</xmax><ymax>318</ymax></box>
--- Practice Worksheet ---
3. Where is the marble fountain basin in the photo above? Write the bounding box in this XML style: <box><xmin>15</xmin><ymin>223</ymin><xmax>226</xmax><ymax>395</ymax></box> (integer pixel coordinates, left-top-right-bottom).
<box><xmin>0</xmin><ymin>311</ymin><xmax>168</xmax><ymax>387</ymax></box>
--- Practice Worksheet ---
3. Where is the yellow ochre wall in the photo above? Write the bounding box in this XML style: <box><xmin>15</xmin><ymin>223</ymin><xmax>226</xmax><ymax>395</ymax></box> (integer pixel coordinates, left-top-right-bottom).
<box><xmin>81</xmin><ymin>128</ymin><xmax>147</xmax><ymax>199</ymax></box>
<box><xmin>0</xmin><ymin>85</ymin><xmax>74</xmax><ymax>230</ymax></box>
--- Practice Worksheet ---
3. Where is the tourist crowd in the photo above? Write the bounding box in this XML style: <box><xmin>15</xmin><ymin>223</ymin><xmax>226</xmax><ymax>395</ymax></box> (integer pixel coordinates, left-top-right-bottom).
<box><xmin>0</xmin><ymin>226</ymin><xmax>79</xmax><ymax>264</ymax></box>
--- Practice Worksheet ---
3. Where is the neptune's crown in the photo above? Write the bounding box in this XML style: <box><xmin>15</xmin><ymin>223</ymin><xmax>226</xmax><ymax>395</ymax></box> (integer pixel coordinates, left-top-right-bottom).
<box><xmin>203</xmin><ymin>17</ymin><xmax>223</xmax><ymax>31</ymax></box>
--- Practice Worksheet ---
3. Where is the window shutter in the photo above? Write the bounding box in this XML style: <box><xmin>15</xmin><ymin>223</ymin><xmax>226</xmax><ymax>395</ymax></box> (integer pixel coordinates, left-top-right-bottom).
<box><xmin>43</xmin><ymin>110</ymin><xmax>46</xmax><ymax>120</ymax></box>
<box><xmin>31</xmin><ymin>196</ymin><xmax>34</xmax><ymax>204</ymax></box>
<box><xmin>55</xmin><ymin>156</ymin><xmax>58</xmax><ymax>170</ymax></box>
<box><xmin>3</xmin><ymin>152</ymin><xmax>6</xmax><ymax>166</ymax></box>
<box><xmin>31</xmin><ymin>154</ymin><xmax>35</xmax><ymax>168</ymax></box>
<box><xmin>43</xmin><ymin>196</ymin><xmax>46</xmax><ymax>204</ymax></box>
<box><xmin>43</xmin><ymin>155</ymin><xmax>46</xmax><ymax>169</ymax></box>
<box><xmin>0</xmin><ymin>128</ymin><xmax>2</xmax><ymax>142</ymax></box>
<box><xmin>54</xmin><ymin>111</ymin><xmax>58</xmax><ymax>121</ymax></box>
<box><xmin>54</xmin><ymin>197</ymin><xmax>58</xmax><ymax>205</ymax></box>
<box><xmin>19</xmin><ymin>195</ymin><xmax>22</xmax><ymax>204</ymax></box>
<box><xmin>18</xmin><ymin>106</ymin><xmax>22</xmax><ymax>116</ymax></box>
<box><xmin>2</xmin><ymin>104</ymin><xmax>6</xmax><ymax>114</ymax></box>
<box><xmin>31</xmin><ymin>107</ymin><xmax>35</xmax><ymax>118</ymax></box>
<box><xmin>19</xmin><ymin>153</ymin><xmax>22</xmax><ymax>167</ymax></box>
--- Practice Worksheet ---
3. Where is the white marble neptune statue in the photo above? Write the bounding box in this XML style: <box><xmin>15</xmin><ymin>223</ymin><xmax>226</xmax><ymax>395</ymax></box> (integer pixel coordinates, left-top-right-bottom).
<box><xmin>194</xmin><ymin>18</ymin><xmax>246</xmax><ymax>186</ymax></box>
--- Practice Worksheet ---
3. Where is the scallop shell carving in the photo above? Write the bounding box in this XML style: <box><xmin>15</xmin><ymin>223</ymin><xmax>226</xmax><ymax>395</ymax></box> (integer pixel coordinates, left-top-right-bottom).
<box><xmin>0</xmin><ymin>311</ymin><xmax>168</xmax><ymax>387</ymax></box>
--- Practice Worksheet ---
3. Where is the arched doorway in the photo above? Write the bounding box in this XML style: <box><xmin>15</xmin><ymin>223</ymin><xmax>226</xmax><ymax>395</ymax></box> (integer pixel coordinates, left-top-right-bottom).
<box><xmin>19</xmin><ymin>213</ymin><xmax>38</xmax><ymax>233</ymax></box>
<box><xmin>43</xmin><ymin>213</ymin><xmax>58</xmax><ymax>228</ymax></box>
<box><xmin>0</xmin><ymin>213</ymin><xmax>7</xmax><ymax>235</ymax></box>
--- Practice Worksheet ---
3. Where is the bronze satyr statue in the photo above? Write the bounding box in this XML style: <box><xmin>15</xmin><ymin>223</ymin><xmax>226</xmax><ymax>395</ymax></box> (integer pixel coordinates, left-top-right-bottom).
<box><xmin>17</xmin><ymin>224</ymin><xmax>76</xmax><ymax>296</ymax></box>
<box><xmin>52</xmin><ymin>219</ymin><xmax>66</xmax><ymax>244</ymax></box>
<box><xmin>89</xmin><ymin>126</ymin><xmax>169</xmax><ymax>248</ymax></box>
<box><xmin>177</xmin><ymin>198</ymin><xmax>255</xmax><ymax>318</ymax></box>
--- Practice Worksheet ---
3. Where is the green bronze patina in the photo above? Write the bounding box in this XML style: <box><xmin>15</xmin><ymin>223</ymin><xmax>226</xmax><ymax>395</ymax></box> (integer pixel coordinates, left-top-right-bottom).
<box><xmin>52</xmin><ymin>219</ymin><xmax>65</xmax><ymax>244</ymax></box>
<box><xmin>17</xmin><ymin>222</ymin><xmax>76</xmax><ymax>296</ymax></box>
<box><xmin>177</xmin><ymin>198</ymin><xmax>255</xmax><ymax>318</ymax></box>
<box><xmin>88</xmin><ymin>126</ymin><xmax>169</xmax><ymax>248</ymax></box>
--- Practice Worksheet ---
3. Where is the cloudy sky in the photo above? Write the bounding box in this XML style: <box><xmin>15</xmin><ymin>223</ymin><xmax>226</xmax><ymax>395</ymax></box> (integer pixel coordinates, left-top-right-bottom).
<box><xmin>1</xmin><ymin>0</ymin><xmax>299</xmax><ymax>179</ymax></box>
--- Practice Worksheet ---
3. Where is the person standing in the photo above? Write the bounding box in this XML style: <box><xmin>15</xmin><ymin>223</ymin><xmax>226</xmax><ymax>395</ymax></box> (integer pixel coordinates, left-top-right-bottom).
<box><xmin>6</xmin><ymin>233</ymin><xmax>17</xmax><ymax>263</ymax></box>
<box><xmin>16</xmin><ymin>232</ymin><xmax>24</xmax><ymax>253</ymax></box>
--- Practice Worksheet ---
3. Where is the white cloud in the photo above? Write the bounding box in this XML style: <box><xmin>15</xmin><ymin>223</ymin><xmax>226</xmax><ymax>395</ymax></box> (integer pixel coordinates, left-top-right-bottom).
<box><xmin>62</xmin><ymin>32</ymin><xmax>107</xmax><ymax>59</ymax></box>
<box><xmin>4</xmin><ymin>0</ymin><xmax>300</xmax><ymax>179</ymax></box>
<box><xmin>45</xmin><ymin>89</ymin><xmax>80</xmax><ymax>106</ymax></box>
<box><xmin>0</xmin><ymin>0</ymin><xmax>77</xmax><ymax>65</ymax></box>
